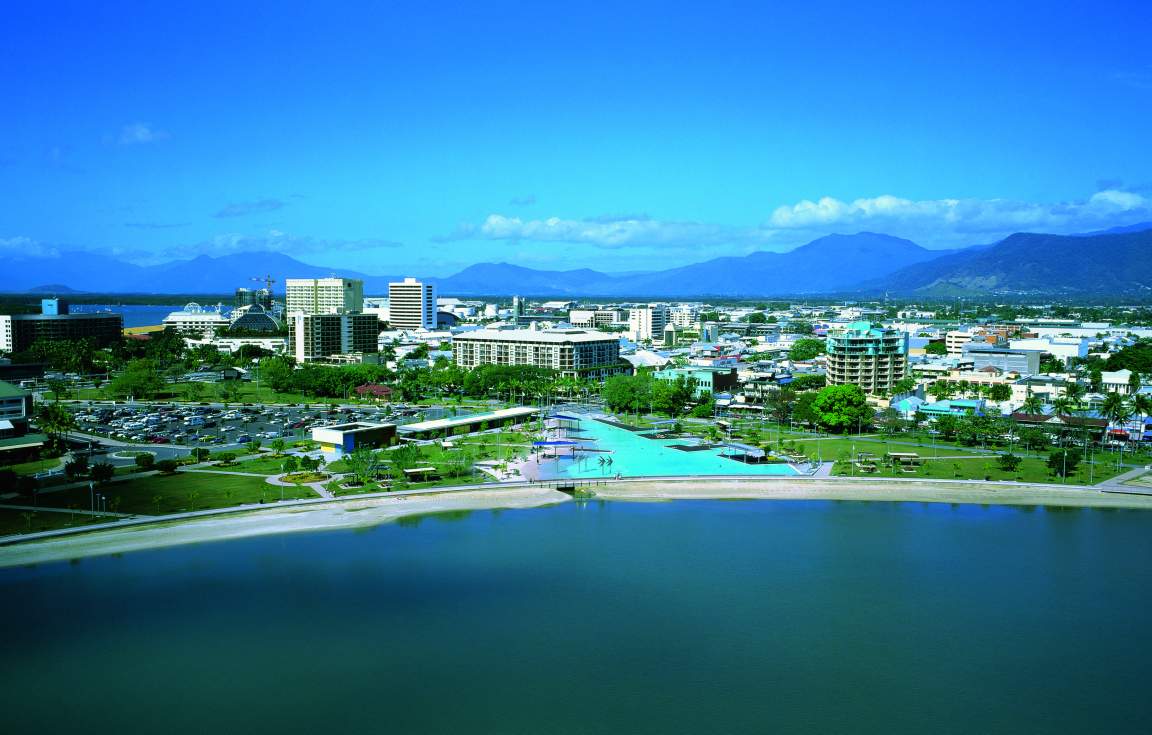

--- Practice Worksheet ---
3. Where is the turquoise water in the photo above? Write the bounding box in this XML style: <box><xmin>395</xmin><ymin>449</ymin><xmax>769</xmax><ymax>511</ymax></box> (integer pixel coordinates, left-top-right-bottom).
<box><xmin>3</xmin><ymin>500</ymin><xmax>1151</xmax><ymax>734</ymax></box>
<box><xmin>539</xmin><ymin>418</ymin><xmax>800</xmax><ymax>478</ymax></box>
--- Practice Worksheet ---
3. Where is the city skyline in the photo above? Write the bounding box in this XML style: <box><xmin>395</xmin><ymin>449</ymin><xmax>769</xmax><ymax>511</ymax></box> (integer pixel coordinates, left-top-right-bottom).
<box><xmin>2</xmin><ymin>2</ymin><xmax>1152</xmax><ymax>276</ymax></box>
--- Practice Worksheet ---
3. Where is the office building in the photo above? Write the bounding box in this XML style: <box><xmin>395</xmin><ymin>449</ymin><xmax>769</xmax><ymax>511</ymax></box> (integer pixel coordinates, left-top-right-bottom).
<box><xmin>568</xmin><ymin>309</ymin><xmax>626</xmax><ymax>329</ymax></box>
<box><xmin>0</xmin><ymin>312</ymin><xmax>123</xmax><ymax>353</ymax></box>
<box><xmin>961</xmin><ymin>343</ymin><xmax>1041</xmax><ymax>374</ymax></box>
<box><xmin>825</xmin><ymin>321</ymin><xmax>908</xmax><ymax>394</ymax></box>
<box><xmin>286</xmin><ymin>277</ymin><xmax>364</xmax><ymax>315</ymax></box>
<box><xmin>293</xmin><ymin>313</ymin><xmax>380</xmax><ymax>362</ymax></box>
<box><xmin>668</xmin><ymin>305</ymin><xmax>700</xmax><ymax>328</ymax></box>
<box><xmin>387</xmin><ymin>278</ymin><xmax>437</xmax><ymax>330</ymax></box>
<box><xmin>453</xmin><ymin>328</ymin><xmax>625</xmax><ymax>379</ymax></box>
<box><xmin>629</xmin><ymin>304</ymin><xmax>669</xmax><ymax>341</ymax></box>
<box><xmin>234</xmin><ymin>287</ymin><xmax>274</xmax><ymax>310</ymax></box>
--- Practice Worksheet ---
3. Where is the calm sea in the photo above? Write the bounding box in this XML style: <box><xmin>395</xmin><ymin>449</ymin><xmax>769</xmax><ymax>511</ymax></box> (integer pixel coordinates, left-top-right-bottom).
<box><xmin>68</xmin><ymin>304</ymin><xmax>187</xmax><ymax>328</ymax></box>
<box><xmin>3</xmin><ymin>500</ymin><xmax>1151</xmax><ymax>734</ymax></box>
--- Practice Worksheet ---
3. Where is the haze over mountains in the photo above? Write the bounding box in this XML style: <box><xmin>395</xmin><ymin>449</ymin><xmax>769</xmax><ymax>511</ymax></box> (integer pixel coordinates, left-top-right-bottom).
<box><xmin>4</xmin><ymin>225</ymin><xmax>1150</xmax><ymax>298</ymax></box>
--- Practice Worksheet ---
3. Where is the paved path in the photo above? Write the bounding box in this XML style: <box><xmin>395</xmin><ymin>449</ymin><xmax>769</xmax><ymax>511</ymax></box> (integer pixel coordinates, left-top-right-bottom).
<box><xmin>0</xmin><ymin>503</ymin><xmax>140</xmax><ymax>518</ymax></box>
<box><xmin>266</xmin><ymin>473</ymin><xmax>336</xmax><ymax>499</ymax></box>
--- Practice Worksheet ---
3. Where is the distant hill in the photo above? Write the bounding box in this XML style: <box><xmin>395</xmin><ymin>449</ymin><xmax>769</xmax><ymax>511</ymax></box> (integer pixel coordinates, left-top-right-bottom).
<box><xmin>27</xmin><ymin>284</ymin><xmax>81</xmax><ymax>294</ymax></box>
<box><xmin>603</xmin><ymin>232</ymin><xmax>946</xmax><ymax>297</ymax></box>
<box><xmin>875</xmin><ymin>229</ymin><xmax>1152</xmax><ymax>295</ymax></box>
<box><xmin>6</xmin><ymin>226</ymin><xmax>1150</xmax><ymax>298</ymax></box>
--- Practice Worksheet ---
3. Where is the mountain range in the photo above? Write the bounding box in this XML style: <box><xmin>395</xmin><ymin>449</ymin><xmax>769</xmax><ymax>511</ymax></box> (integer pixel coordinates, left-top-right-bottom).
<box><xmin>3</xmin><ymin>225</ymin><xmax>1150</xmax><ymax>298</ymax></box>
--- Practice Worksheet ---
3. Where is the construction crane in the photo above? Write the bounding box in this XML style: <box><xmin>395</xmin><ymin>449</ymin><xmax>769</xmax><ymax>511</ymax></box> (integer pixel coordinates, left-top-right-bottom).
<box><xmin>251</xmin><ymin>274</ymin><xmax>276</xmax><ymax>292</ymax></box>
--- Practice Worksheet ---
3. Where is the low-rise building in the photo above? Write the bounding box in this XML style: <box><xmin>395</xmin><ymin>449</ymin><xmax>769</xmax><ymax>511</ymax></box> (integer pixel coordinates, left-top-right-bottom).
<box><xmin>162</xmin><ymin>303</ymin><xmax>231</xmax><ymax>337</ymax></box>
<box><xmin>654</xmin><ymin>366</ymin><xmax>739</xmax><ymax>399</ymax></box>
<box><xmin>452</xmin><ymin>328</ymin><xmax>625</xmax><ymax>379</ymax></box>
<box><xmin>0</xmin><ymin>380</ymin><xmax>46</xmax><ymax>461</ymax></box>
<box><xmin>312</xmin><ymin>422</ymin><xmax>397</xmax><ymax>458</ymax></box>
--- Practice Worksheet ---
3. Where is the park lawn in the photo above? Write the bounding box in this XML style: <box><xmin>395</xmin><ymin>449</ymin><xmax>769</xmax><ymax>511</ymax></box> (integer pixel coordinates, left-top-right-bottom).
<box><xmin>5</xmin><ymin>456</ymin><xmax>64</xmax><ymax>476</ymax></box>
<box><xmin>833</xmin><ymin>455</ymin><xmax>1129</xmax><ymax>485</ymax></box>
<box><xmin>210</xmin><ymin>454</ymin><xmax>293</xmax><ymax>475</ymax></box>
<box><xmin>30</xmin><ymin>472</ymin><xmax>316</xmax><ymax>515</ymax></box>
<box><xmin>0</xmin><ymin>508</ymin><xmax>121</xmax><ymax>538</ymax></box>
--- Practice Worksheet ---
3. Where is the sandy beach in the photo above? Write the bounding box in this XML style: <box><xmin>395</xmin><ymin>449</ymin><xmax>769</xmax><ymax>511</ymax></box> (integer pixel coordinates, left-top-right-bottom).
<box><xmin>3</xmin><ymin>478</ymin><xmax>1151</xmax><ymax>568</ymax></box>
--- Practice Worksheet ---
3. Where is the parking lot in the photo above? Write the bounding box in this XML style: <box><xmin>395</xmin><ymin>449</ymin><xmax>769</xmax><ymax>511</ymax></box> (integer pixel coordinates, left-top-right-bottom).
<box><xmin>67</xmin><ymin>402</ymin><xmax>435</xmax><ymax>454</ymax></box>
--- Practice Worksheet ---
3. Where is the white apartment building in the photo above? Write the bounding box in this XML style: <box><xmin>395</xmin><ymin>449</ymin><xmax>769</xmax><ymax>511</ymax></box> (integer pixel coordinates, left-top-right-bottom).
<box><xmin>387</xmin><ymin>278</ymin><xmax>437</xmax><ymax>330</ymax></box>
<box><xmin>161</xmin><ymin>303</ymin><xmax>231</xmax><ymax>337</ymax></box>
<box><xmin>668</xmin><ymin>305</ymin><xmax>700</xmax><ymax>329</ymax></box>
<box><xmin>568</xmin><ymin>309</ymin><xmax>626</xmax><ymax>329</ymax></box>
<box><xmin>629</xmin><ymin>305</ymin><xmax>669</xmax><ymax>341</ymax></box>
<box><xmin>452</xmin><ymin>328</ymin><xmax>625</xmax><ymax>379</ymax></box>
<box><xmin>285</xmin><ymin>278</ymin><xmax>364</xmax><ymax>315</ymax></box>
<box><xmin>945</xmin><ymin>330</ymin><xmax>976</xmax><ymax>357</ymax></box>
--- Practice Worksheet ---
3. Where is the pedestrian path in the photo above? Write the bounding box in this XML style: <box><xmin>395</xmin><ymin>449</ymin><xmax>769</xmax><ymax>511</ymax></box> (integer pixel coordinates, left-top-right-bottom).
<box><xmin>0</xmin><ymin>503</ymin><xmax>140</xmax><ymax>518</ymax></box>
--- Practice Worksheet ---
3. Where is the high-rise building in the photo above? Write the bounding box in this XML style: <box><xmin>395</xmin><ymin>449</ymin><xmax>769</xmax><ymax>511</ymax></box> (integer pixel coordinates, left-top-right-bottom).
<box><xmin>452</xmin><ymin>328</ymin><xmax>625</xmax><ymax>379</ymax></box>
<box><xmin>234</xmin><ymin>287</ymin><xmax>273</xmax><ymax>310</ymax></box>
<box><xmin>629</xmin><ymin>305</ymin><xmax>669</xmax><ymax>341</ymax></box>
<box><xmin>825</xmin><ymin>321</ymin><xmax>908</xmax><ymax>394</ymax></box>
<box><xmin>285</xmin><ymin>278</ymin><xmax>364</xmax><ymax>315</ymax></box>
<box><xmin>293</xmin><ymin>313</ymin><xmax>380</xmax><ymax>362</ymax></box>
<box><xmin>388</xmin><ymin>278</ymin><xmax>437</xmax><ymax>330</ymax></box>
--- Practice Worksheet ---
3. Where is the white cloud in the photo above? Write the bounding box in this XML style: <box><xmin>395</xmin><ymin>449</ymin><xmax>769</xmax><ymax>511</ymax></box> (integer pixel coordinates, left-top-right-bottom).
<box><xmin>0</xmin><ymin>236</ymin><xmax>59</xmax><ymax>258</ymax></box>
<box><xmin>118</xmin><ymin>122</ymin><xmax>169</xmax><ymax>145</ymax></box>
<box><xmin>767</xmin><ymin>190</ymin><xmax>1152</xmax><ymax>241</ymax></box>
<box><xmin>447</xmin><ymin>214</ymin><xmax>771</xmax><ymax>250</ymax></box>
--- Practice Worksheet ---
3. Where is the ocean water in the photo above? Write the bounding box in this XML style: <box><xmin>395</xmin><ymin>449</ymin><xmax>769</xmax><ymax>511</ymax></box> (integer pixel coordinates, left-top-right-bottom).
<box><xmin>2</xmin><ymin>500</ymin><xmax>1151</xmax><ymax>734</ymax></box>
<box><xmin>68</xmin><ymin>304</ymin><xmax>186</xmax><ymax>328</ymax></box>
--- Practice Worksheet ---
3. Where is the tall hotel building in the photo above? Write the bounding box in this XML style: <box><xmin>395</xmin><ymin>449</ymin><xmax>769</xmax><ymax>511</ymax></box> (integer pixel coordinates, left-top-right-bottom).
<box><xmin>286</xmin><ymin>278</ymin><xmax>376</xmax><ymax>362</ymax></box>
<box><xmin>628</xmin><ymin>304</ymin><xmax>669</xmax><ymax>341</ymax></box>
<box><xmin>387</xmin><ymin>278</ymin><xmax>437</xmax><ymax>330</ymax></box>
<box><xmin>285</xmin><ymin>278</ymin><xmax>364</xmax><ymax>315</ymax></box>
<box><xmin>824</xmin><ymin>321</ymin><xmax>908</xmax><ymax>395</ymax></box>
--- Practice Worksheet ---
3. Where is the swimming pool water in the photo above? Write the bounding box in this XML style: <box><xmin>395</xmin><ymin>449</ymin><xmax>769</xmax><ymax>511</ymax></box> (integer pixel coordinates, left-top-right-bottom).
<box><xmin>538</xmin><ymin>418</ymin><xmax>801</xmax><ymax>478</ymax></box>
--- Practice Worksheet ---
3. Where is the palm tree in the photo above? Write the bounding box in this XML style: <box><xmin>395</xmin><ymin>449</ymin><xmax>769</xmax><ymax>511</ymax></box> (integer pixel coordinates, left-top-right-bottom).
<box><xmin>1101</xmin><ymin>392</ymin><xmax>1132</xmax><ymax>427</ymax></box>
<box><xmin>1063</xmin><ymin>381</ymin><xmax>1087</xmax><ymax>412</ymax></box>
<box><xmin>1051</xmin><ymin>396</ymin><xmax>1076</xmax><ymax>418</ymax></box>
<box><xmin>1133</xmin><ymin>393</ymin><xmax>1152</xmax><ymax>439</ymax></box>
<box><xmin>36</xmin><ymin>402</ymin><xmax>76</xmax><ymax>452</ymax></box>
<box><xmin>1021</xmin><ymin>390</ymin><xmax>1045</xmax><ymax>415</ymax></box>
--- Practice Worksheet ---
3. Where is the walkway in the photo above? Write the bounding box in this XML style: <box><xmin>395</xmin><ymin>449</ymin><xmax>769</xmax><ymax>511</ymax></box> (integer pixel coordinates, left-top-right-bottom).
<box><xmin>0</xmin><ymin>503</ymin><xmax>139</xmax><ymax>518</ymax></box>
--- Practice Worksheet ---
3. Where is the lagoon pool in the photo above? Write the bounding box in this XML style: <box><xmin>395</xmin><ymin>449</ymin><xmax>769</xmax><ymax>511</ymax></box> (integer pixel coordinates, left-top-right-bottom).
<box><xmin>535</xmin><ymin>417</ymin><xmax>801</xmax><ymax>479</ymax></box>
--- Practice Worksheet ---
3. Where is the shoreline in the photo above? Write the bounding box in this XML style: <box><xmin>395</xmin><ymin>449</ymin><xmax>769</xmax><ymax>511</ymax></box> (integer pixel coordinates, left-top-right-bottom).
<box><xmin>2</xmin><ymin>477</ymin><xmax>1151</xmax><ymax>568</ymax></box>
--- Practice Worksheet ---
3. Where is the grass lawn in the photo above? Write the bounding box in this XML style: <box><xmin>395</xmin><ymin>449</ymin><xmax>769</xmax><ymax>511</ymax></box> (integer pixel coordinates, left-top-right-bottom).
<box><xmin>4</xmin><ymin>456</ymin><xmax>65</xmax><ymax>476</ymax></box>
<box><xmin>30</xmin><ymin>472</ymin><xmax>316</xmax><ymax>515</ymax></box>
<box><xmin>0</xmin><ymin>508</ymin><xmax>122</xmax><ymax>537</ymax></box>
<box><xmin>833</xmin><ymin>455</ymin><xmax>1129</xmax><ymax>484</ymax></box>
<box><xmin>210</xmin><ymin>454</ymin><xmax>293</xmax><ymax>475</ymax></box>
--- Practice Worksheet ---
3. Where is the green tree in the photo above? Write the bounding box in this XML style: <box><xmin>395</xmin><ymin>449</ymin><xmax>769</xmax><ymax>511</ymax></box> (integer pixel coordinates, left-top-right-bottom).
<box><xmin>247</xmin><ymin>439</ymin><xmax>263</xmax><ymax>454</ymax></box>
<box><xmin>90</xmin><ymin>461</ymin><xmax>115</xmax><ymax>485</ymax></box>
<box><xmin>793</xmin><ymin>392</ymin><xmax>819</xmax><ymax>429</ymax></box>
<box><xmin>1020</xmin><ymin>391</ymin><xmax>1045</xmax><ymax>415</ymax></box>
<box><xmin>155</xmin><ymin>459</ymin><xmax>180</xmax><ymax>474</ymax></box>
<box><xmin>997</xmin><ymin>453</ymin><xmax>1022</xmax><ymax>472</ymax></box>
<box><xmin>1100</xmin><ymin>392</ymin><xmax>1132</xmax><ymax>425</ymax></box>
<box><xmin>134</xmin><ymin>453</ymin><xmax>156</xmax><ymax>471</ymax></box>
<box><xmin>108</xmin><ymin>359</ymin><xmax>165</xmax><ymax>399</ymax></box>
<box><xmin>281</xmin><ymin>456</ymin><xmax>299</xmax><ymax>474</ymax></box>
<box><xmin>891</xmin><ymin>377</ymin><xmax>917</xmax><ymax>396</ymax></box>
<box><xmin>36</xmin><ymin>402</ymin><xmax>76</xmax><ymax>451</ymax></box>
<box><xmin>810</xmin><ymin>384</ymin><xmax>872</xmax><ymax>433</ymax></box>
<box><xmin>788</xmin><ymin>338</ymin><xmax>826</xmax><ymax>362</ymax></box>
<box><xmin>1047</xmin><ymin>447</ymin><xmax>1082</xmax><ymax>477</ymax></box>
<box><xmin>270</xmin><ymin>438</ymin><xmax>287</xmax><ymax>455</ymax></box>
<box><xmin>925</xmin><ymin>341</ymin><xmax>947</xmax><ymax>355</ymax></box>
<box><xmin>987</xmin><ymin>383</ymin><xmax>1012</xmax><ymax>402</ymax></box>
<box><xmin>345</xmin><ymin>447</ymin><xmax>378</xmax><ymax>485</ymax></box>
<box><xmin>788</xmin><ymin>374</ymin><xmax>826</xmax><ymax>391</ymax></box>
<box><xmin>65</xmin><ymin>456</ymin><xmax>89</xmax><ymax>479</ymax></box>
<box><xmin>1089</xmin><ymin>368</ymin><xmax>1104</xmax><ymax>393</ymax></box>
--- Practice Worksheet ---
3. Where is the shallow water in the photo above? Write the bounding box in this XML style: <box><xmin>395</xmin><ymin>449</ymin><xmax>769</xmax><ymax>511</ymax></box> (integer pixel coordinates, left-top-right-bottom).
<box><xmin>539</xmin><ymin>418</ymin><xmax>801</xmax><ymax>478</ymax></box>
<box><xmin>3</xmin><ymin>500</ymin><xmax>1151</xmax><ymax>734</ymax></box>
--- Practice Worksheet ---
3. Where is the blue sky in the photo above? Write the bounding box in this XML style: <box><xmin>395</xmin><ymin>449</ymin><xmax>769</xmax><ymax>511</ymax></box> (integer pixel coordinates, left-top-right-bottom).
<box><xmin>2</xmin><ymin>1</ymin><xmax>1151</xmax><ymax>276</ymax></box>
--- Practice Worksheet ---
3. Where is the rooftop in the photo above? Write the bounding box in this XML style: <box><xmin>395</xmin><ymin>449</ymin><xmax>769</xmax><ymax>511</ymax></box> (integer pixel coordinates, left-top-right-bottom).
<box><xmin>453</xmin><ymin>328</ymin><xmax>617</xmax><ymax>344</ymax></box>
